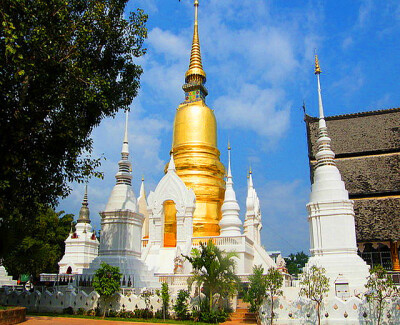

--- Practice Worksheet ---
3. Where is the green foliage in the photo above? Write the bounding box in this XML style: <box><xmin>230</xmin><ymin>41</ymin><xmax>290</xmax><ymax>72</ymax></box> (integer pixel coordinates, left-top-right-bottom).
<box><xmin>284</xmin><ymin>251</ymin><xmax>309</xmax><ymax>276</ymax></box>
<box><xmin>185</xmin><ymin>240</ymin><xmax>240</xmax><ymax>312</ymax></box>
<box><xmin>197</xmin><ymin>309</ymin><xmax>229</xmax><ymax>323</ymax></box>
<box><xmin>173</xmin><ymin>289</ymin><xmax>190</xmax><ymax>320</ymax></box>
<box><xmin>0</xmin><ymin>0</ymin><xmax>147</xmax><ymax>260</ymax></box>
<box><xmin>364</xmin><ymin>265</ymin><xmax>399</xmax><ymax>325</ymax></box>
<box><xmin>156</xmin><ymin>282</ymin><xmax>170</xmax><ymax>320</ymax></box>
<box><xmin>244</xmin><ymin>265</ymin><xmax>267</xmax><ymax>313</ymax></box>
<box><xmin>3</xmin><ymin>206</ymin><xmax>73</xmax><ymax>280</ymax></box>
<box><xmin>265</xmin><ymin>267</ymin><xmax>284</xmax><ymax>325</ymax></box>
<box><xmin>299</xmin><ymin>265</ymin><xmax>330</xmax><ymax>325</ymax></box>
<box><xmin>92</xmin><ymin>262</ymin><xmax>122</xmax><ymax>317</ymax></box>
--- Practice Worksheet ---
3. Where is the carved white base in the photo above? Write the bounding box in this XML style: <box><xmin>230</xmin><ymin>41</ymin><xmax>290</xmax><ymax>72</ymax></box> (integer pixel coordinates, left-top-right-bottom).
<box><xmin>82</xmin><ymin>254</ymin><xmax>159</xmax><ymax>288</ymax></box>
<box><xmin>304</xmin><ymin>253</ymin><xmax>370</xmax><ymax>292</ymax></box>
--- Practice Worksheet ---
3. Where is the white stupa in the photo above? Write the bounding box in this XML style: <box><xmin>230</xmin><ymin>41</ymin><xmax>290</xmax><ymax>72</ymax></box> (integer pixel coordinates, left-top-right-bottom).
<box><xmin>82</xmin><ymin>112</ymin><xmax>158</xmax><ymax>288</ymax></box>
<box><xmin>219</xmin><ymin>144</ymin><xmax>242</xmax><ymax>236</ymax></box>
<box><xmin>0</xmin><ymin>260</ymin><xmax>16</xmax><ymax>287</ymax></box>
<box><xmin>58</xmin><ymin>185</ymin><xmax>99</xmax><ymax>274</ymax></box>
<box><xmin>304</xmin><ymin>55</ymin><xmax>369</xmax><ymax>291</ymax></box>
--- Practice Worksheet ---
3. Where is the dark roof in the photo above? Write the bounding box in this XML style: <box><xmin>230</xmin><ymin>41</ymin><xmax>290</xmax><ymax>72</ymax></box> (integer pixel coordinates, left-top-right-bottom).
<box><xmin>305</xmin><ymin>108</ymin><xmax>400</xmax><ymax>157</ymax></box>
<box><xmin>354</xmin><ymin>198</ymin><xmax>400</xmax><ymax>242</ymax></box>
<box><xmin>310</xmin><ymin>154</ymin><xmax>400</xmax><ymax>196</ymax></box>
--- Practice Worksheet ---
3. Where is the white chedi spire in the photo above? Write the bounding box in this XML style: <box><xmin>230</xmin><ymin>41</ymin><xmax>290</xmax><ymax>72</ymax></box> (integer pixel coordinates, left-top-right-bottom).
<box><xmin>77</xmin><ymin>184</ymin><xmax>90</xmax><ymax>223</ymax></box>
<box><xmin>244</xmin><ymin>168</ymin><xmax>262</xmax><ymax>244</ymax></box>
<box><xmin>220</xmin><ymin>143</ymin><xmax>242</xmax><ymax>236</ymax></box>
<box><xmin>305</xmin><ymin>54</ymin><xmax>369</xmax><ymax>290</ymax></box>
<box><xmin>139</xmin><ymin>176</ymin><xmax>150</xmax><ymax>239</ymax></box>
<box><xmin>310</xmin><ymin>56</ymin><xmax>348</xmax><ymax>203</ymax></box>
<box><xmin>104</xmin><ymin>111</ymin><xmax>138</xmax><ymax>211</ymax></box>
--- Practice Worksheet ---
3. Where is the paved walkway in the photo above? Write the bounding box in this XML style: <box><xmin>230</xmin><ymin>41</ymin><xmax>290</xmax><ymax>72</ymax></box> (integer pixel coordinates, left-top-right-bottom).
<box><xmin>24</xmin><ymin>316</ymin><xmax>173</xmax><ymax>325</ymax></box>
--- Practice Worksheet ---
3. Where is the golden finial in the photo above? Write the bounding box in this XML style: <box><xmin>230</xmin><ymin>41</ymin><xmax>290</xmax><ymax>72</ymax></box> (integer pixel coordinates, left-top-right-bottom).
<box><xmin>314</xmin><ymin>54</ymin><xmax>321</xmax><ymax>75</ymax></box>
<box><xmin>141</xmin><ymin>175</ymin><xmax>144</xmax><ymax>182</ymax></box>
<box><xmin>185</xmin><ymin>0</ymin><xmax>206</xmax><ymax>83</ymax></box>
<box><xmin>249</xmin><ymin>165</ymin><xmax>252</xmax><ymax>174</ymax></box>
<box><xmin>228</xmin><ymin>139</ymin><xmax>231</xmax><ymax>151</ymax></box>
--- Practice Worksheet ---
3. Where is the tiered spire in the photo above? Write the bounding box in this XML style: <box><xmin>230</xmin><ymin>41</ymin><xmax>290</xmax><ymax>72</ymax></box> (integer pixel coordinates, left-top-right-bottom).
<box><xmin>182</xmin><ymin>0</ymin><xmax>208</xmax><ymax>102</ymax></box>
<box><xmin>116</xmin><ymin>111</ymin><xmax>133</xmax><ymax>185</ymax></box>
<box><xmin>314</xmin><ymin>54</ymin><xmax>336</xmax><ymax>168</ymax></box>
<box><xmin>77</xmin><ymin>184</ymin><xmax>90</xmax><ymax>223</ymax></box>
<box><xmin>140</xmin><ymin>176</ymin><xmax>146</xmax><ymax>198</ymax></box>
<box><xmin>220</xmin><ymin>144</ymin><xmax>242</xmax><ymax>236</ymax></box>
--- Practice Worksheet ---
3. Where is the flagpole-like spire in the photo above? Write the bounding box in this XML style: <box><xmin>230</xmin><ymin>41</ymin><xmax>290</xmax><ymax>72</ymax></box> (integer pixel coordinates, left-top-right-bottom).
<box><xmin>182</xmin><ymin>0</ymin><xmax>208</xmax><ymax>101</ymax></box>
<box><xmin>122</xmin><ymin>110</ymin><xmax>129</xmax><ymax>156</ymax></box>
<box><xmin>315</xmin><ymin>54</ymin><xmax>325</xmax><ymax>121</ymax></box>
<box><xmin>227</xmin><ymin>140</ymin><xmax>232</xmax><ymax>178</ymax></box>
<box><xmin>185</xmin><ymin>0</ymin><xmax>206</xmax><ymax>83</ymax></box>
<box><xmin>314</xmin><ymin>54</ymin><xmax>335</xmax><ymax>167</ymax></box>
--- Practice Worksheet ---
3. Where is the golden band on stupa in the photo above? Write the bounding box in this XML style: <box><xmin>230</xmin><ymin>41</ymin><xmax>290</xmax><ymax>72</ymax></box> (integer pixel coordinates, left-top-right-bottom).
<box><xmin>170</xmin><ymin>0</ymin><xmax>225</xmax><ymax>240</ymax></box>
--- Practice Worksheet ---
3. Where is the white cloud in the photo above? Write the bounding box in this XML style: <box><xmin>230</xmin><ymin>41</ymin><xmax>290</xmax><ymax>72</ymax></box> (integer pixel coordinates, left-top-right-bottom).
<box><xmin>357</xmin><ymin>0</ymin><xmax>373</xmax><ymax>28</ymax></box>
<box><xmin>214</xmin><ymin>84</ymin><xmax>290</xmax><ymax>139</ymax></box>
<box><xmin>331</xmin><ymin>64</ymin><xmax>364</xmax><ymax>97</ymax></box>
<box><xmin>342</xmin><ymin>36</ymin><xmax>353</xmax><ymax>50</ymax></box>
<box><xmin>147</xmin><ymin>28</ymin><xmax>189</xmax><ymax>60</ymax></box>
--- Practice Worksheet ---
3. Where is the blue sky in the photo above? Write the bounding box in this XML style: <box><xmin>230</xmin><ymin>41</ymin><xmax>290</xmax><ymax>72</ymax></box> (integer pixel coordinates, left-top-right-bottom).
<box><xmin>59</xmin><ymin>0</ymin><xmax>400</xmax><ymax>256</ymax></box>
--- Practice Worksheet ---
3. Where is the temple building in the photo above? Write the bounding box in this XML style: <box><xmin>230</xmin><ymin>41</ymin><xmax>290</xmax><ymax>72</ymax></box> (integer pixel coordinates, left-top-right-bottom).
<box><xmin>305</xmin><ymin>74</ymin><xmax>400</xmax><ymax>272</ymax></box>
<box><xmin>76</xmin><ymin>0</ymin><xmax>276</xmax><ymax>288</ymax></box>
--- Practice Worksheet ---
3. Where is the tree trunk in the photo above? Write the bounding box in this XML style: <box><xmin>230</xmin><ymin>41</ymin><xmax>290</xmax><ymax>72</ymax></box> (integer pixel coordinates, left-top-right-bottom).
<box><xmin>270</xmin><ymin>296</ymin><xmax>274</xmax><ymax>325</ymax></box>
<box><xmin>163</xmin><ymin>303</ymin><xmax>166</xmax><ymax>320</ymax></box>
<box><xmin>209</xmin><ymin>288</ymin><xmax>213</xmax><ymax>312</ymax></box>
<box><xmin>102</xmin><ymin>298</ymin><xmax>106</xmax><ymax>318</ymax></box>
<box><xmin>317</xmin><ymin>302</ymin><xmax>320</xmax><ymax>325</ymax></box>
<box><xmin>377</xmin><ymin>300</ymin><xmax>382</xmax><ymax>325</ymax></box>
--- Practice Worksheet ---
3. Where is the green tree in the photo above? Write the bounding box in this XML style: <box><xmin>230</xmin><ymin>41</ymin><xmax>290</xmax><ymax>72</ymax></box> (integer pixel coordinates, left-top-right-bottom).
<box><xmin>0</xmin><ymin>0</ymin><xmax>147</xmax><ymax>259</ymax></box>
<box><xmin>173</xmin><ymin>289</ymin><xmax>190</xmax><ymax>320</ymax></box>
<box><xmin>4</xmin><ymin>206</ymin><xmax>73</xmax><ymax>280</ymax></box>
<box><xmin>156</xmin><ymin>282</ymin><xmax>170</xmax><ymax>320</ymax></box>
<box><xmin>264</xmin><ymin>267</ymin><xmax>284</xmax><ymax>325</ymax></box>
<box><xmin>284</xmin><ymin>251</ymin><xmax>309</xmax><ymax>276</ymax></box>
<box><xmin>244</xmin><ymin>265</ymin><xmax>267</xmax><ymax>323</ymax></box>
<box><xmin>365</xmin><ymin>265</ymin><xmax>399</xmax><ymax>325</ymax></box>
<box><xmin>92</xmin><ymin>262</ymin><xmax>122</xmax><ymax>318</ymax></box>
<box><xmin>299</xmin><ymin>265</ymin><xmax>329</xmax><ymax>325</ymax></box>
<box><xmin>185</xmin><ymin>240</ymin><xmax>240</xmax><ymax>313</ymax></box>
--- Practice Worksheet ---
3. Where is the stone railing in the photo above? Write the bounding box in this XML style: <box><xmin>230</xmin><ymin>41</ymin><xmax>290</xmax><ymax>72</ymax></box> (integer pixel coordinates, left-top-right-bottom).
<box><xmin>191</xmin><ymin>235</ymin><xmax>246</xmax><ymax>247</ymax></box>
<box><xmin>40</xmin><ymin>273</ymin><xmax>74</xmax><ymax>283</ymax></box>
<box><xmin>157</xmin><ymin>274</ymin><xmax>191</xmax><ymax>287</ymax></box>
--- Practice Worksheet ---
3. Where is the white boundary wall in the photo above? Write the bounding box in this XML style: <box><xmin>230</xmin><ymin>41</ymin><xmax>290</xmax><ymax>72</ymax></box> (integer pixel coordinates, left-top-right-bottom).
<box><xmin>259</xmin><ymin>294</ymin><xmax>400</xmax><ymax>324</ymax></box>
<box><xmin>0</xmin><ymin>287</ymin><xmax>164</xmax><ymax>313</ymax></box>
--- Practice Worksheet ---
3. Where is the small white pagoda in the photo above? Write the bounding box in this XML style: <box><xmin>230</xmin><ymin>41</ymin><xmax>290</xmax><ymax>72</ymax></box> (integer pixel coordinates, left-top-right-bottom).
<box><xmin>58</xmin><ymin>185</ymin><xmax>99</xmax><ymax>274</ymax></box>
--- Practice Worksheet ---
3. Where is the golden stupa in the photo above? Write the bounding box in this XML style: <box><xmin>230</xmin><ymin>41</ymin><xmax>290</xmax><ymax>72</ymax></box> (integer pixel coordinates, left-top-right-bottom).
<box><xmin>167</xmin><ymin>0</ymin><xmax>225</xmax><ymax>241</ymax></box>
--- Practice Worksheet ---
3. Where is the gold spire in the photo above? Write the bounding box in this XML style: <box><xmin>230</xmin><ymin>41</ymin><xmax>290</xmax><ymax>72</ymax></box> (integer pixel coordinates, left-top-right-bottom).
<box><xmin>314</xmin><ymin>54</ymin><xmax>321</xmax><ymax>75</ymax></box>
<box><xmin>228</xmin><ymin>139</ymin><xmax>231</xmax><ymax>151</ymax></box>
<box><xmin>185</xmin><ymin>0</ymin><xmax>206</xmax><ymax>84</ymax></box>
